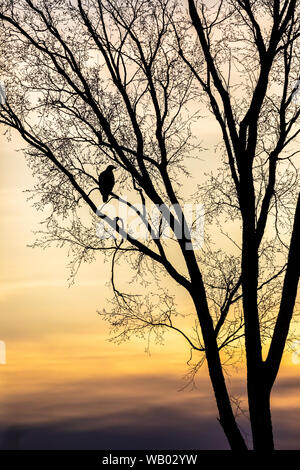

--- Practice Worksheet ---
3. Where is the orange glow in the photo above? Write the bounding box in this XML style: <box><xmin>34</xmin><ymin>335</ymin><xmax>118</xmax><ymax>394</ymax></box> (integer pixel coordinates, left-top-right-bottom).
<box><xmin>0</xmin><ymin>126</ymin><xmax>299</xmax><ymax>450</ymax></box>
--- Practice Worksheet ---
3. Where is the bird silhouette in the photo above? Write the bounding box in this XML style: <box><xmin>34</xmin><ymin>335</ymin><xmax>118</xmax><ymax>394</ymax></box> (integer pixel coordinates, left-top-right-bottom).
<box><xmin>98</xmin><ymin>164</ymin><xmax>116</xmax><ymax>202</ymax></box>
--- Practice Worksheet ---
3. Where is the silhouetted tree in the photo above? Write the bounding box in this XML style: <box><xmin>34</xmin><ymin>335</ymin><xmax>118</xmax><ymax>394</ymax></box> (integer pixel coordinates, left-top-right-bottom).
<box><xmin>0</xmin><ymin>0</ymin><xmax>299</xmax><ymax>450</ymax></box>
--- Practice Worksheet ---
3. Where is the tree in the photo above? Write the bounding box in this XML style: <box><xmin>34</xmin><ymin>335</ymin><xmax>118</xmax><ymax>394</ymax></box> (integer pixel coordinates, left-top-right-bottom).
<box><xmin>0</xmin><ymin>0</ymin><xmax>299</xmax><ymax>451</ymax></box>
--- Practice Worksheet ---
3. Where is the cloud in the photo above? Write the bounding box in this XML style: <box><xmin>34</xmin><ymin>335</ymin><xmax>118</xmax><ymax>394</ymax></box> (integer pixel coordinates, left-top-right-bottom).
<box><xmin>0</xmin><ymin>372</ymin><xmax>231</xmax><ymax>449</ymax></box>
<box><xmin>0</xmin><ymin>405</ymin><xmax>229</xmax><ymax>450</ymax></box>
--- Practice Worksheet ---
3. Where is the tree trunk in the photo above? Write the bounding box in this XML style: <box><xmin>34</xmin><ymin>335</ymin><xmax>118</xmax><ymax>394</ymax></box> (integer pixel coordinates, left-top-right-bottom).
<box><xmin>190</xmin><ymin>288</ymin><xmax>248</xmax><ymax>450</ymax></box>
<box><xmin>248</xmin><ymin>380</ymin><xmax>274</xmax><ymax>450</ymax></box>
<box><xmin>239</xmin><ymin>169</ymin><xmax>274</xmax><ymax>450</ymax></box>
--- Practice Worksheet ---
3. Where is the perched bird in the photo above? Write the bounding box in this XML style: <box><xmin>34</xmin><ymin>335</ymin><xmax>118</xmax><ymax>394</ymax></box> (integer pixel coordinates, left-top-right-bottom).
<box><xmin>98</xmin><ymin>164</ymin><xmax>116</xmax><ymax>202</ymax></box>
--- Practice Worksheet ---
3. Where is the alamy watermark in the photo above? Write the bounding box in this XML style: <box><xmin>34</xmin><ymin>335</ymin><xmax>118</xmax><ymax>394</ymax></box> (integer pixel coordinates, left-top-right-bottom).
<box><xmin>96</xmin><ymin>199</ymin><xmax>205</xmax><ymax>250</ymax></box>
<box><xmin>0</xmin><ymin>341</ymin><xmax>6</xmax><ymax>365</ymax></box>
<box><xmin>0</xmin><ymin>82</ymin><xmax>6</xmax><ymax>105</ymax></box>
<box><xmin>292</xmin><ymin>80</ymin><xmax>300</xmax><ymax>105</ymax></box>
<box><xmin>291</xmin><ymin>340</ymin><xmax>300</xmax><ymax>365</ymax></box>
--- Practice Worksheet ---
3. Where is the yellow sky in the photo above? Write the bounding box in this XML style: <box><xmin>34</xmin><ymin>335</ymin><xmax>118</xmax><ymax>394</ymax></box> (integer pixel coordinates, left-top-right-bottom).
<box><xmin>0</xmin><ymin>110</ymin><xmax>299</xmax><ymax>449</ymax></box>
<box><xmin>0</xmin><ymin>1</ymin><xmax>299</xmax><ymax>450</ymax></box>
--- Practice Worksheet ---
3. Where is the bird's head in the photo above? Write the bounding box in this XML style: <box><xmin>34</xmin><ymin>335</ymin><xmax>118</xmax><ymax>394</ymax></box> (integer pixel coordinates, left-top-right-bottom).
<box><xmin>107</xmin><ymin>165</ymin><xmax>116</xmax><ymax>171</ymax></box>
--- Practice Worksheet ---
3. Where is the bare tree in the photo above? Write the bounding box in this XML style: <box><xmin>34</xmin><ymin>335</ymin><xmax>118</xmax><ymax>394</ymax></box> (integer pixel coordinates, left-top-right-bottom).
<box><xmin>0</xmin><ymin>0</ymin><xmax>299</xmax><ymax>450</ymax></box>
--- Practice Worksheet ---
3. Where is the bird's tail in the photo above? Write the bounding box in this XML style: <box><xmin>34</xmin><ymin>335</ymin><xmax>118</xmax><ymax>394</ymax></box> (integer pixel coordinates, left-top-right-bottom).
<box><xmin>102</xmin><ymin>194</ymin><xmax>108</xmax><ymax>202</ymax></box>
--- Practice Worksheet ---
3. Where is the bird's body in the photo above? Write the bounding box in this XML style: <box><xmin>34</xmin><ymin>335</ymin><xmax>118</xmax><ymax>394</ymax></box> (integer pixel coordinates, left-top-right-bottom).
<box><xmin>98</xmin><ymin>165</ymin><xmax>116</xmax><ymax>202</ymax></box>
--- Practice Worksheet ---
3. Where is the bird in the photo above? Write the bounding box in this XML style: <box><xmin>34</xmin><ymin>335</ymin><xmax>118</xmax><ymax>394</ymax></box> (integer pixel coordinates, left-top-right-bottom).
<box><xmin>98</xmin><ymin>164</ymin><xmax>116</xmax><ymax>202</ymax></box>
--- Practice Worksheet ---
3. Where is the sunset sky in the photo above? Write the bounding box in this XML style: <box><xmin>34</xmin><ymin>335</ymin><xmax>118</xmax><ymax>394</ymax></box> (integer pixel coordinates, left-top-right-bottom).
<box><xmin>0</xmin><ymin>119</ymin><xmax>299</xmax><ymax>450</ymax></box>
